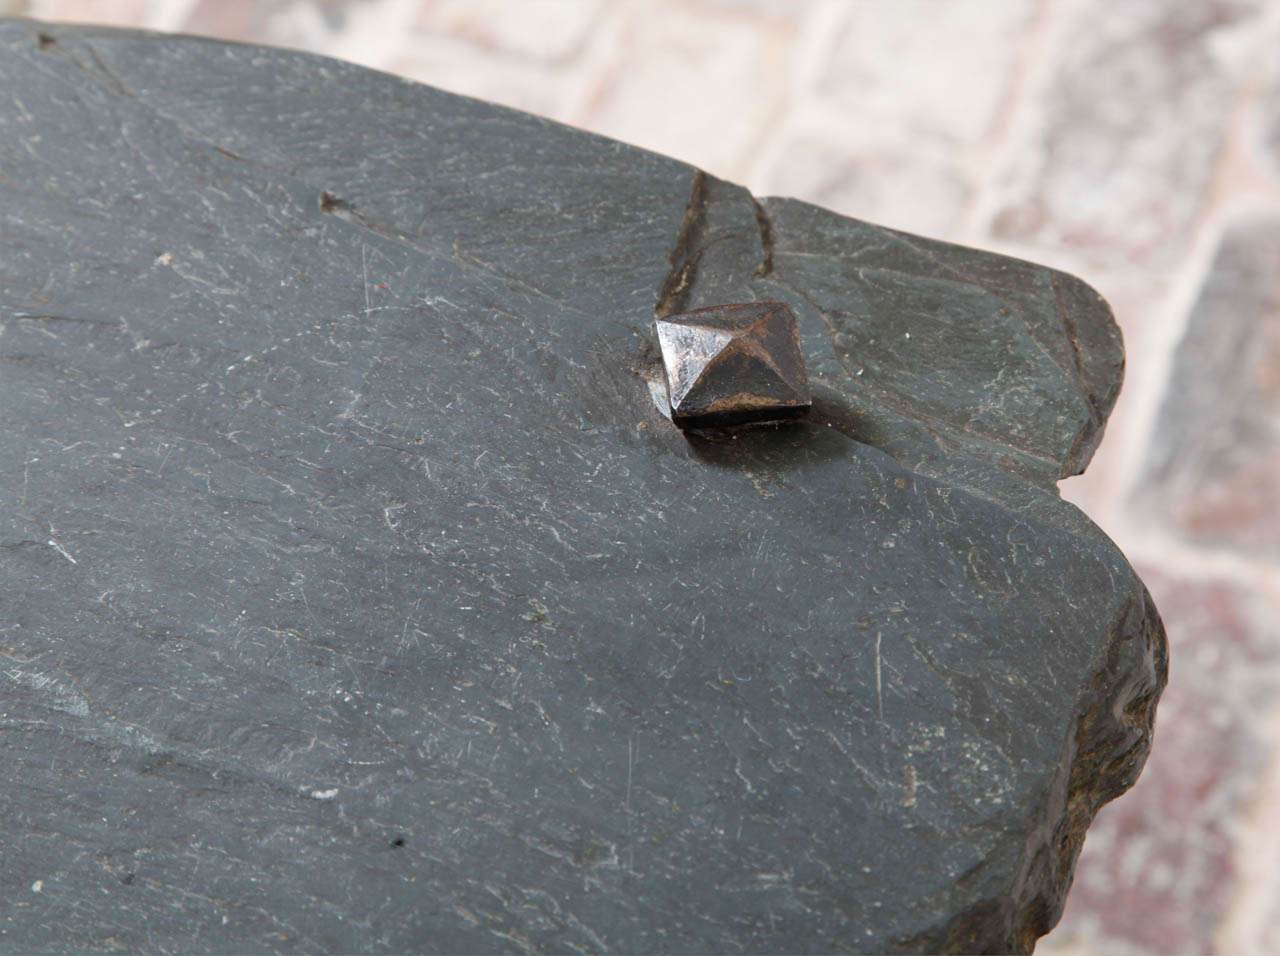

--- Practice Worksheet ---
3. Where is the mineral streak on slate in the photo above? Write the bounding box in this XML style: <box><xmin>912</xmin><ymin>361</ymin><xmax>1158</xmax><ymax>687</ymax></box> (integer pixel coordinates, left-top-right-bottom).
<box><xmin>655</xmin><ymin>302</ymin><xmax>811</xmax><ymax>428</ymax></box>
<box><xmin>0</xmin><ymin>20</ymin><xmax>1165</xmax><ymax>956</ymax></box>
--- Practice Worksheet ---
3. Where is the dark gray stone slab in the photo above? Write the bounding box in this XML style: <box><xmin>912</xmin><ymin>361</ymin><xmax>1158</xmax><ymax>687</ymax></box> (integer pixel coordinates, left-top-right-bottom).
<box><xmin>0</xmin><ymin>20</ymin><xmax>1165</xmax><ymax>954</ymax></box>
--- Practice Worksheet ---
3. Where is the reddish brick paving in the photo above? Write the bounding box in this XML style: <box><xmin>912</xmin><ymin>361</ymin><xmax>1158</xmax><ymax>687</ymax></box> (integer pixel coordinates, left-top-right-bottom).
<box><xmin>13</xmin><ymin>1</ymin><xmax>1280</xmax><ymax>951</ymax></box>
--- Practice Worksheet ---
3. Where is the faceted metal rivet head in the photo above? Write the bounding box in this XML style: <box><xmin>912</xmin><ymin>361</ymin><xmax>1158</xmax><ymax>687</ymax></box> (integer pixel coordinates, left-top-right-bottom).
<box><xmin>654</xmin><ymin>302</ymin><xmax>812</xmax><ymax>429</ymax></box>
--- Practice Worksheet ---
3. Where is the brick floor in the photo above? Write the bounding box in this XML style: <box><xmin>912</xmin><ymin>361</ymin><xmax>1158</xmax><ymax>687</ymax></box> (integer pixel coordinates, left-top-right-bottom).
<box><xmin>988</xmin><ymin>0</ymin><xmax>1269</xmax><ymax>270</ymax></box>
<box><xmin>1138</xmin><ymin>220</ymin><xmax>1280</xmax><ymax>558</ymax></box>
<box><xmin>13</xmin><ymin>0</ymin><xmax>1280</xmax><ymax>951</ymax></box>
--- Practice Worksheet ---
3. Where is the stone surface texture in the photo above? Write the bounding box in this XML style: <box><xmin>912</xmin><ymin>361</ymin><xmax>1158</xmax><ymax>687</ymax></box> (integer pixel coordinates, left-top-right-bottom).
<box><xmin>0</xmin><ymin>16</ymin><xmax>1163</xmax><ymax>956</ymax></box>
<box><xmin>6</xmin><ymin>0</ymin><xmax>1280</xmax><ymax>953</ymax></box>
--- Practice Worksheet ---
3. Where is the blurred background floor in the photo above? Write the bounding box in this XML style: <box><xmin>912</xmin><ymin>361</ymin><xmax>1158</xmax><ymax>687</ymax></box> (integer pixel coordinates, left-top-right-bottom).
<box><xmin>5</xmin><ymin>1</ymin><xmax>1279</xmax><ymax>953</ymax></box>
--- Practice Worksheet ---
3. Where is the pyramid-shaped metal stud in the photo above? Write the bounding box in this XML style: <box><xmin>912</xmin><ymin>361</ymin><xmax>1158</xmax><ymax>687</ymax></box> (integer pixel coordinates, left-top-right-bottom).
<box><xmin>655</xmin><ymin>302</ymin><xmax>811</xmax><ymax>428</ymax></box>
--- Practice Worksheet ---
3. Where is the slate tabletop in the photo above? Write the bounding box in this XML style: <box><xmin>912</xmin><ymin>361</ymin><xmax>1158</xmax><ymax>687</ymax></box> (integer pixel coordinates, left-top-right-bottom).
<box><xmin>0</xmin><ymin>20</ymin><xmax>1167</xmax><ymax>955</ymax></box>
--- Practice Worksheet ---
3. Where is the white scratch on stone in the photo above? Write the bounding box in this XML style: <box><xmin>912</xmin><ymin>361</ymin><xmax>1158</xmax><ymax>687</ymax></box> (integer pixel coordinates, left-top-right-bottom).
<box><xmin>361</xmin><ymin>244</ymin><xmax>371</xmax><ymax>320</ymax></box>
<box><xmin>383</xmin><ymin>503</ymin><xmax>405</xmax><ymax>531</ymax></box>
<box><xmin>47</xmin><ymin>539</ymin><xmax>77</xmax><ymax>565</ymax></box>
<box><xmin>875</xmin><ymin>632</ymin><xmax>884</xmax><ymax>721</ymax></box>
<box><xmin>22</xmin><ymin>457</ymin><xmax>36</xmax><ymax>506</ymax></box>
<box><xmin>309</xmin><ymin>788</ymin><xmax>338</xmax><ymax>800</ymax></box>
<box><xmin>626</xmin><ymin>736</ymin><xmax>634</xmax><ymax>815</ymax></box>
<box><xmin>625</xmin><ymin>734</ymin><xmax>636</xmax><ymax>873</ymax></box>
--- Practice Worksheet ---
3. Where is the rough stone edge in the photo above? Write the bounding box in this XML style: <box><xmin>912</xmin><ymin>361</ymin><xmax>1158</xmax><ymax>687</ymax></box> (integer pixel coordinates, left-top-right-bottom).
<box><xmin>825</xmin><ymin>210</ymin><xmax>1128</xmax><ymax>484</ymax></box>
<box><xmin>1051</xmin><ymin>268</ymin><xmax>1125</xmax><ymax>479</ymax></box>
<box><xmin>900</xmin><ymin>581</ymin><xmax>1168</xmax><ymax>954</ymax></box>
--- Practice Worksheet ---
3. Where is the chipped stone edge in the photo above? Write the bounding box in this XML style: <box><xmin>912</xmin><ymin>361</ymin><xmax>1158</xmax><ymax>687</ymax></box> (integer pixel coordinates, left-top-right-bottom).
<box><xmin>905</xmin><ymin>580</ymin><xmax>1168</xmax><ymax>954</ymax></box>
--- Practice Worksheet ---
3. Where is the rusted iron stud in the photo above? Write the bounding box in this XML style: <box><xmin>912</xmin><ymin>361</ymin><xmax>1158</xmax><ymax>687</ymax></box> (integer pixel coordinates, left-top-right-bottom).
<box><xmin>655</xmin><ymin>301</ymin><xmax>811</xmax><ymax>428</ymax></box>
